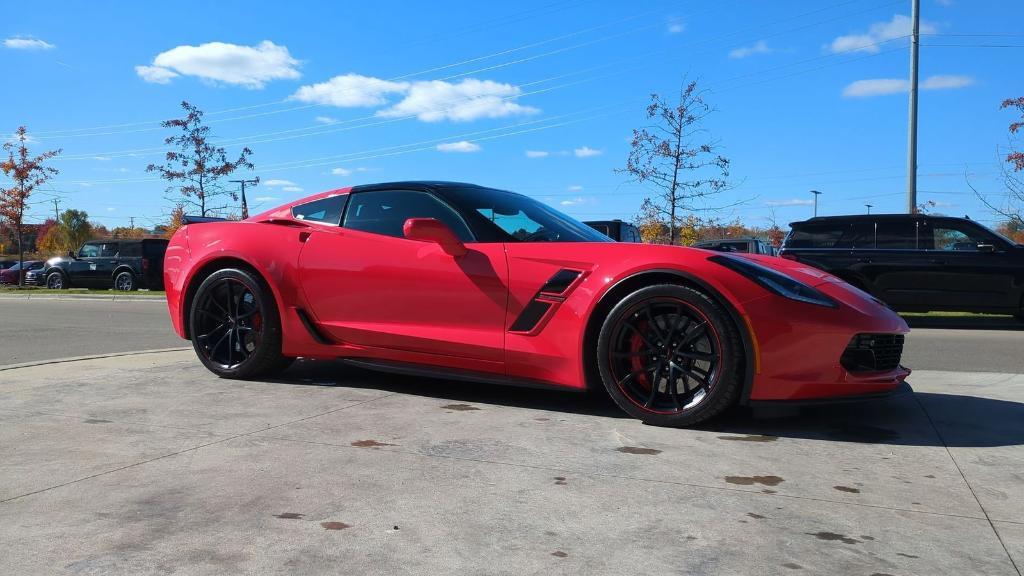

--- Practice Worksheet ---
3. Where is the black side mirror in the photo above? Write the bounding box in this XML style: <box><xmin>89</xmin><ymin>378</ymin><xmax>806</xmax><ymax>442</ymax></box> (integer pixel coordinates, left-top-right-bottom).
<box><xmin>66</xmin><ymin>250</ymin><xmax>75</xmax><ymax>259</ymax></box>
<box><xmin>976</xmin><ymin>243</ymin><xmax>996</xmax><ymax>253</ymax></box>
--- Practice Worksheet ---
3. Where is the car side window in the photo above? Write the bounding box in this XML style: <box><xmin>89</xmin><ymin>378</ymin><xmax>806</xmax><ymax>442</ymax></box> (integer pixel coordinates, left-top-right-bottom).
<box><xmin>119</xmin><ymin>243</ymin><xmax>141</xmax><ymax>258</ymax></box>
<box><xmin>293</xmin><ymin>195</ymin><xmax>347</xmax><ymax>225</ymax></box>
<box><xmin>78</xmin><ymin>243</ymin><xmax>101</xmax><ymax>258</ymax></box>
<box><xmin>342</xmin><ymin>190</ymin><xmax>473</xmax><ymax>241</ymax></box>
<box><xmin>874</xmin><ymin>221</ymin><xmax>917</xmax><ymax>249</ymax></box>
<box><xmin>99</xmin><ymin>243</ymin><xmax>119</xmax><ymax>257</ymax></box>
<box><xmin>929</xmin><ymin>221</ymin><xmax>994</xmax><ymax>251</ymax></box>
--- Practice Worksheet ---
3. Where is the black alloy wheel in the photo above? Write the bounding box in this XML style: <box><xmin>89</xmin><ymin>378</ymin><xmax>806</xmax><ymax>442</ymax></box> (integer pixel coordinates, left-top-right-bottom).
<box><xmin>189</xmin><ymin>268</ymin><xmax>291</xmax><ymax>378</ymax></box>
<box><xmin>46</xmin><ymin>272</ymin><xmax>66</xmax><ymax>290</ymax></box>
<box><xmin>597</xmin><ymin>284</ymin><xmax>744</xmax><ymax>427</ymax></box>
<box><xmin>114</xmin><ymin>271</ymin><xmax>137</xmax><ymax>291</ymax></box>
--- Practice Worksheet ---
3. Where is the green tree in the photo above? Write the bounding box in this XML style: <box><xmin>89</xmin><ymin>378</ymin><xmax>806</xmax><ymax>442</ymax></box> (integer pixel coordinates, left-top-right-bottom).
<box><xmin>58</xmin><ymin>209</ymin><xmax>93</xmax><ymax>252</ymax></box>
<box><xmin>0</xmin><ymin>127</ymin><xmax>61</xmax><ymax>285</ymax></box>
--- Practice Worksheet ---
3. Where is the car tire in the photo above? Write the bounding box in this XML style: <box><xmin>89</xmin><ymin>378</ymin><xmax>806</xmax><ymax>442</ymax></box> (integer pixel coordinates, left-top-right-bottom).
<box><xmin>189</xmin><ymin>268</ymin><xmax>286</xmax><ymax>379</ymax></box>
<box><xmin>596</xmin><ymin>284</ymin><xmax>745</xmax><ymax>427</ymax></box>
<box><xmin>46</xmin><ymin>272</ymin><xmax>68</xmax><ymax>290</ymax></box>
<box><xmin>114</xmin><ymin>271</ymin><xmax>137</xmax><ymax>291</ymax></box>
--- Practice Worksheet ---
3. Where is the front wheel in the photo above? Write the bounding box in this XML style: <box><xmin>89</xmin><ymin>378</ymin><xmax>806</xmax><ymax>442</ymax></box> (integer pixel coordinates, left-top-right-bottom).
<box><xmin>596</xmin><ymin>284</ymin><xmax>745</xmax><ymax>427</ymax></box>
<box><xmin>46</xmin><ymin>272</ymin><xmax>67</xmax><ymax>290</ymax></box>
<box><xmin>189</xmin><ymin>268</ymin><xmax>287</xmax><ymax>379</ymax></box>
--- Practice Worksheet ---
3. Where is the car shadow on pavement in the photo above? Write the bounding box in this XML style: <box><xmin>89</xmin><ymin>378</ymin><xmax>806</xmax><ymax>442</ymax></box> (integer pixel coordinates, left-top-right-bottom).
<box><xmin>902</xmin><ymin>314</ymin><xmax>1024</xmax><ymax>331</ymax></box>
<box><xmin>271</xmin><ymin>360</ymin><xmax>1024</xmax><ymax>448</ymax></box>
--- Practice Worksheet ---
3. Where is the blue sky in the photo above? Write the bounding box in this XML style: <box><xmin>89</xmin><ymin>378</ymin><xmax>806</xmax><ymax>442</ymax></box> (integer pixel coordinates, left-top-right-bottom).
<box><xmin>2</xmin><ymin>0</ymin><xmax>1020</xmax><ymax>230</ymax></box>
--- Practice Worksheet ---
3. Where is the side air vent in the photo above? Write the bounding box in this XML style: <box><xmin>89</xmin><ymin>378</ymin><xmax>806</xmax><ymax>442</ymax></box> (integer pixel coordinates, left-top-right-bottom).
<box><xmin>540</xmin><ymin>269</ymin><xmax>582</xmax><ymax>295</ymax></box>
<box><xmin>509</xmin><ymin>300</ymin><xmax>552</xmax><ymax>333</ymax></box>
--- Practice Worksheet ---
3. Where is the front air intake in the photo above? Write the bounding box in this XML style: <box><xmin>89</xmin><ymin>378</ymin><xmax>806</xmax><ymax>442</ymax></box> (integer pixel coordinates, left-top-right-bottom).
<box><xmin>840</xmin><ymin>333</ymin><xmax>905</xmax><ymax>373</ymax></box>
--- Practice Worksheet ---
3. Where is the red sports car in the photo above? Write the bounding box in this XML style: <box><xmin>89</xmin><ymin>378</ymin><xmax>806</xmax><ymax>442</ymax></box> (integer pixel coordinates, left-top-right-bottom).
<box><xmin>165</xmin><ymin>181</ymin><xmax>910</xmax><ymax>427</ymax></box>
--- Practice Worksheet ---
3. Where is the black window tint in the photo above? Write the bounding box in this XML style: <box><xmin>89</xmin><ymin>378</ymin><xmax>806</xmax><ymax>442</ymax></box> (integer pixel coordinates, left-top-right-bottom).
<box><xmin>875</xmin><ymin>221</ymin><xmax>918</xmax><ymax>249</ymax></box>
<box><xmin>590</xmin><ymin>224</ymin><xmax>611</xmax><ymax>237</ymax></box>
<box><xmin>120</xmin><ymin>242</ymin><xmax>141</xmax><ymax>257</ymax></box>
<box><xmin>627</xmin><ymin>226</ymin><xmax>641</xmax><ymax>243</ymax></box>
<box><xmin>785</xmin><ymin>224</ymin><xmax>844</xmax><ymax>248</ymax></box>
<box><xmin>99</xmin><ymin>243</ymin><xmax>119</xmax><ymax>257</ymax></box>
<box><xmin>292</xmin><ymin>195</ymin><xmax>346</xmax><ymax>225</ymax></box>
<box><xmin>927</xmin><ymin>220</ymin><xmax>993</xmax><ymax>251</ymax></box>
<box><xmin>342</xmin><ymin>190</ymin><xmax>473</xmax><ymax>241</ymax></box>
<box><xmin>143</xmin><ymin>241</ymin><xmax>169</xmax><ymax>258</ymax></box>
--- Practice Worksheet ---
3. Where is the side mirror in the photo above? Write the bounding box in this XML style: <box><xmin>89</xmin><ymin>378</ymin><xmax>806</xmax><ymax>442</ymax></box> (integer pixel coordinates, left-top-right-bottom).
<box><xmin>977</xmin><ymin>243</ymin><xmax>996</xmax><ymax>253</ymax></box>
<box><xmin>66</xmin><ymin>250</ymin><xmax>76</xmax><ymax>259</ymax></box>
<box><xmin>403</xmin><ymin>218</ymin><xmax>467</xmax><ymax>257</ymax></box>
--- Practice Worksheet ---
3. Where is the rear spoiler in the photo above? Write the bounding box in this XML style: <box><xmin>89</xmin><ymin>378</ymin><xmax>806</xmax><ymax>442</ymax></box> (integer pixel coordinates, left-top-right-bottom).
<box><xmin>182</xmin><ymin>215</ymin><xmax>228</xmax><ymax>225</ymax></box>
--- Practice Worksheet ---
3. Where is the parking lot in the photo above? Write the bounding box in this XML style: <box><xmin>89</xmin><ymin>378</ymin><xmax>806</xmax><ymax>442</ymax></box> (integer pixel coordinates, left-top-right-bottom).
<box><xmin>1</xmin><ymin>298</ymin><xmax>1023</xmax><ymax>575</ymax></box>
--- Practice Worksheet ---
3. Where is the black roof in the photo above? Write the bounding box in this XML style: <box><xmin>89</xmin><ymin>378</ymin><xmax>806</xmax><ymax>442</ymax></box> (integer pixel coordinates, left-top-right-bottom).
<box><xmin>350</xmin><ymin>181</ymin><xmax>498</xmax><ymax>193</ymax></box>
<box><xmin>789</xmin><ymin>213</ymin><xmax>971</xmax><ymax>227</ymax></box>
<box><xmin>583</xmin><ymin>219</ymin><xmax>626</xmax><ymax>225</ymax></box>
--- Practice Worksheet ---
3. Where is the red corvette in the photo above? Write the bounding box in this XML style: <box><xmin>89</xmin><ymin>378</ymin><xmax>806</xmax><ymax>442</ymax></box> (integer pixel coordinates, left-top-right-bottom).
<box><xmin>164</xmin><ymin>181</ymin><xmax>910</xmax><ymax>427</ymax></box>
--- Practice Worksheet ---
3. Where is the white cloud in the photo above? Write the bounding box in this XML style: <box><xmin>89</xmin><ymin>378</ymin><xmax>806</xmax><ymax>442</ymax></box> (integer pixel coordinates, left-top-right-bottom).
<box><xmin>922</xmin><ymin>74</ymin><xmax>975</xmax><ymax>90</ymax></box>
<box><xmin>254</xmin><ymin>196</ymin><xmax>279</xmax><ymax>202</ymax></box>
<box><xmin>842</xmin><ymin>74</ymin><xmax>974</xmax><ymax>97</ymax></box>
<box><xmin>282</xmin><ymin>186</ymin><xmax>304</xmax><ymax>193</ymax></box>
<box><xmin>574</xmin><ymin>146</ymin><xmax>602</xmax><ymax>158</ymax></box>
<box><xmin>136</xmin><ymin>40</ymin><xmax>300</xmax><ymax>89</ymax></box>
<box><xmin>329</xmin><ymin>167</ymin><xmax>369</xmax><ymax>176</ymax></box>
<box><xmin>3</xmin><ymin>37</ymin><xmax>55</xmax><ymax>50</ymax></box>
<box><xmin>291</xmin><ymin>74</ymin><xmax>408</xmax><ymax>107</ymax></box>
<box><xmin>525</xmin><ymin>150</ymin><xmax>549</xmax><ymax>158</ymax></box>
<box><xmin>314</xmin><ymin>115</ymin><xmax>338</xmax><ymax>124</ymax></box>
<box><xmin>437</xmin><ymin>141</ymin><xmax>481</xmax><ymax>153</ymax></box>
<box><xmin>567</xmin><ymin>185</ymin><xmax>583</xmax><ymax>192</ymax></box>
<box><xmin>667</xmin><ymin>19</ymin><xmax>686</xmax><ymax>34</ymax></box>
<box><xmin>135</xmin><ymin>65</ymin><xmax>179</xmax><ymax>84</ymax></box>
<box><xmin>830</xmin><ymin>15</ymin><xmax>936</xmax><ymax>54</ymax></box>
<box><xmin>377</xmin><ymin>78</ymin><xmax>539</xmax><ymax>122</ymax></box>
<box><xmin>729</xmin><ymin>40</ymin><xmax>773</xmax><ymax>59</ymax></box>
<box><xmin>560</xmin><ymin>196</ymin><xmax>593</xmax><ymax>206</ymax></box>
<box><xmin>92</xmin><ymin>156</ymin><xmax>112</xmax><ymax>161</ymax></box>
<box><xmin>765</xmin><ymin>198</ymin><xmax>814</xmax><ymax>207</ymax></box>
<box><xmin>262</xmin><ymin>179</ymin><xmax>297</xmax><ymax>187</ymax></box>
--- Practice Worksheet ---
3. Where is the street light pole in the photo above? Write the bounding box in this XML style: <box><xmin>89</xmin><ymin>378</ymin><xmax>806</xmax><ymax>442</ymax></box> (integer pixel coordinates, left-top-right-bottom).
<box><xmin>811</xmin><ymin>190</ymin><xmax>822</xmax><ymax>217</ymax></box>
<box><xmin>907</xmin><ymin>0</ymin><xmax>920</xmax><ymax>214</ymax></box>
<box><xmin>865</xmin><ymin>204</ymin><xmax>873</xmax><ymax>214</ymax></box>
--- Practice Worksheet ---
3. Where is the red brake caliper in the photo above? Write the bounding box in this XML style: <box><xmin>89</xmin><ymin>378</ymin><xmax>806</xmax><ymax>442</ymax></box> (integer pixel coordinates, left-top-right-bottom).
<box><xmin>630</xmin><ymin>320</ymin><xmax>650</xmax><ymax>390</ymax></box>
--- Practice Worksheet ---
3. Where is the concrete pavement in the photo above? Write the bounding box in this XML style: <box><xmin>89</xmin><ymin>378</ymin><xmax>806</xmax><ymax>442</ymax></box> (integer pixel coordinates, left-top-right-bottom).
<box><xmin>1</xmin><ymin>350</ymin><xmax>1022</xmax><ymax>575</ymax></box>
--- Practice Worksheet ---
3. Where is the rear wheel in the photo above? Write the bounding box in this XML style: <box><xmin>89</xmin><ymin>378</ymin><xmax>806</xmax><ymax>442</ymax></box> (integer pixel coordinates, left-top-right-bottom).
<box><xmin>114</xmin><ymin>271</ymin><xmax>137</xmax><ymax>291</ymax></box>
<box><xmin>189</xmin><ymin>268</ymin><xmax>288</xmax><ymax>379</ymax></box>
<box><xmin>596</xmin><ymin>284</ymin><xmax>744</xmax><ymax>427</ymax></box>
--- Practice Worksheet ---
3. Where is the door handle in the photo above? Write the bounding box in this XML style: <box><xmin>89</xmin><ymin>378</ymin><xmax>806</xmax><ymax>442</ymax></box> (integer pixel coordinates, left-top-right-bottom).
<box><xmin>856</xmin><ymin>258</ymin><xmax>872</xmax><ymax>264</ymax></box>
<box><xmin>299</xmin><ymin>231</ymin><xmax>312</xmax><ymax>243</ymax></box>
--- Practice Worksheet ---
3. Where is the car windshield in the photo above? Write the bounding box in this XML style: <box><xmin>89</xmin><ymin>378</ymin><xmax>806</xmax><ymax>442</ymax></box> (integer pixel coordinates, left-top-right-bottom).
<box><xmin>442</xmin><ymin>187</ymin><xmax>612</xmax><ymax>243</ymax></box>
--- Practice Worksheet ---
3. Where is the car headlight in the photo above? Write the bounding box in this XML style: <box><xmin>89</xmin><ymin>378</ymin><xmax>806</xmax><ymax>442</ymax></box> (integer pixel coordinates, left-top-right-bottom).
<box><xmin>708</xmin><ymin>255</ymin><xmax>838</xmax><ymax>308</ymax></box>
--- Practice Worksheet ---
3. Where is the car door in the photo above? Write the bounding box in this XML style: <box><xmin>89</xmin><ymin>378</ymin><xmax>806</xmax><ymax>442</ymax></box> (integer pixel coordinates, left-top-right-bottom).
<box><xmin>913</xmin><ymin>218</ymin><xmax>1018</xmax><ymax>310</ymax></box>
<box><xmin>66</xmin><ymin>242</ymin><xmax>105</xmax><ymax>286</ymax></box>
<box><xmin>853</xmin><ymin>219</ymin><xmax>927</xmax><ymax>308</ymax></box>
<box><xmin>297</xmin><ymin>189</ymin><xmax>509</xmax><ymax>368</ymax></box>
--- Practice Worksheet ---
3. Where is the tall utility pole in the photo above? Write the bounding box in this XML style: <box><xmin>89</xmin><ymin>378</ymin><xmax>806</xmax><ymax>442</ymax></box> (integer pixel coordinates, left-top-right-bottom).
<box><xmin>52</xmin><ymin>198</ymin><xmax>61</xmax><ymax>221</ymax></box>
<box><xmin>129</xmin><ymin>216</ymin><xmax>135</xmax><ymax>230</ymax></box>
<box><xmin>811</xmin><ymin>190</ymin><xmax>823</xmax><ymax>217</ymax></box>
<box><xmin>865</xmin><ymin>204</ymin><xmax>873</xmax><ymax>214</ymax></box>
<box><xmin>230</xmin><ymin>179</ymin><xmax>258</xmax><ymax>219</ymax></box>
<box><xmin>907</xmin><ymin>0</ymin><xmax>921</xmax><ymax>214</ymax></box>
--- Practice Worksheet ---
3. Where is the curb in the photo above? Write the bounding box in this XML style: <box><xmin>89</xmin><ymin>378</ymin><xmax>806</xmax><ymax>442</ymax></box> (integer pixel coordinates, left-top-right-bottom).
<box><xmin>0</xmin><ymin>293</ymin><xmax>164</xmax><ymax>302</ymax></box>
<box><xmin>0</xmin><ymin>347</ymin><xmax>191</xmax><ymax>372</ymax></box>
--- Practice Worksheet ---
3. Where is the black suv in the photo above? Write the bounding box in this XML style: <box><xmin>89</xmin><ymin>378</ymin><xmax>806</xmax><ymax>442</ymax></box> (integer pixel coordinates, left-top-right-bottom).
<box><xmin>42</xmin><ymin>238</ymin><xmax>169</xmax><ymax>291</ymax></box>
<box><xmin>694</xmin><ymin>238</ymin><xmax>777</xmax><ymax>256</ymax></box>
<box><xmin>584</xmin><ymin>220</ymin><xmax>642</xmax><ymax>242</ymax></box>
<box><xmin>780</xmin><ymin>214</ymin><xmax>1024</xmax><ymax>318</ymax></box>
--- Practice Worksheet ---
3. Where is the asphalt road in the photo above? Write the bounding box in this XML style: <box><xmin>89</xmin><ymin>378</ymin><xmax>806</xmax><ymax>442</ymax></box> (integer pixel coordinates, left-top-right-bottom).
<box><xmin>1</xmin><ymin>297</ymin><xmax>1022</xmax><ymax>373</ymax></box>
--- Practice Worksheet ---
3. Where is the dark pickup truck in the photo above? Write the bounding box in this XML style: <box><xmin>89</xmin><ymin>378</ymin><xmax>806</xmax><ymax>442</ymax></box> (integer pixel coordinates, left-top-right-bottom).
<box><xmin>41</xmin><ymin>238</ymin><xmax>169</xmax><ymax>291</ymax></box>
<box><xmin>779</xmin><ymin>214</ymin><xmax>1024</xmax><ymax>319</ymax></box>
<box><xmin>584</xmin><ymin>220</ymin><xmax>643</xmax><ymax>242</ymax></box>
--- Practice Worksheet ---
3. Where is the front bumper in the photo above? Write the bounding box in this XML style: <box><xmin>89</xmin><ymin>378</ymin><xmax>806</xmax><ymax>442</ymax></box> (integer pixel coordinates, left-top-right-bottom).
<box><xmin>742</xmin><ymin>280</ymin><xmax>912</xmax><ymax>402</ymax></box>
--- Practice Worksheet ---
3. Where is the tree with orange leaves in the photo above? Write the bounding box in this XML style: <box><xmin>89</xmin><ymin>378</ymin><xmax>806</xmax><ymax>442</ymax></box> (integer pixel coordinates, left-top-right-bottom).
<box><xmin>1</xmin><ymin>127</ymin><xmax>61</xmax><ymax>285</ymax></box>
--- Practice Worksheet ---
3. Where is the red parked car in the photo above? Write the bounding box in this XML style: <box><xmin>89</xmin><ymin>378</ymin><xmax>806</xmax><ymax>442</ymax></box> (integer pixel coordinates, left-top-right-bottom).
<box><xmin>0</xmin><ymin>260</ymin><xmax>43</xmax><ymax>285</ymax></box>
<box><xmin>165</xmin><ymin>182</ymin><xmax>910</xmax><ymax>427</ymax></box>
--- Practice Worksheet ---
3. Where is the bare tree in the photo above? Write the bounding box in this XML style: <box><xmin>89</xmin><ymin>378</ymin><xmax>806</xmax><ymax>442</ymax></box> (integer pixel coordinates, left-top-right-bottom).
<box><xmin>0</xmin><ymin>127</ymin><xmax>61</xmax><ymax>285</ymax></box>
<box><xmin>971</xmin><ymin>97</ymin><xmax>1024</xmax><ymax>228</ymax></box>
<box><xmin>619</xmin><ymin>80</ymin><xmax>731</xmax><ymax>244</ymax></box>
<box><xmin>147</xmin><ymin>101</ymin><xmax>256</xmax><ymax>217</ymax></box>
